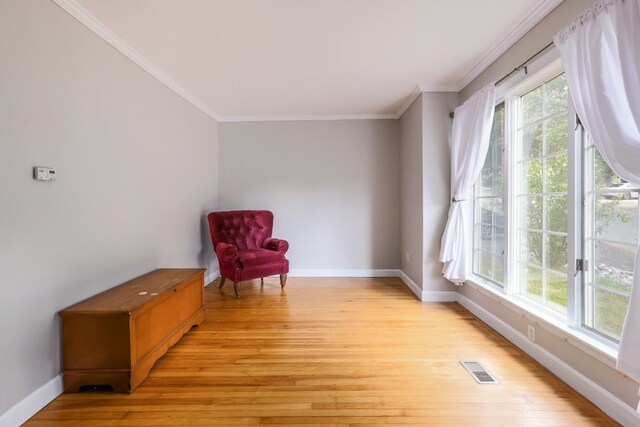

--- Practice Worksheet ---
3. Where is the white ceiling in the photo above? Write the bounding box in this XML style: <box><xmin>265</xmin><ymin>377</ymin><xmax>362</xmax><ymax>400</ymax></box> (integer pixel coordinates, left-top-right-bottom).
<box><xmin>56</xmin><ymin>0</ymin><xmax>562</xmax><ymax>121</ymax></box>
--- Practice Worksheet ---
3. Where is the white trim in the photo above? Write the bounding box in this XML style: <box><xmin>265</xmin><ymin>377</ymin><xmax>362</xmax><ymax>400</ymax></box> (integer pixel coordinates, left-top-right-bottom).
<box><xmin>0</xmin><ymin>374</ymin><xmax>63</xmax><ymax>427</ymax></box>
<box><xmin>218</xmin><ymin>113</ymin><xmax>397</xmax><ymax>123</ymax></box>
<box><xmin>457</xmin><ymin>292</ymin><xmax>640</xmax><ymax>427</ymax></box>
<box><xmin>289</xmin><ymin>269</ymin><xmax>400</xmax><ymax>278</ymax></box>
<box><xmin>418</xmin><ymin>83</ymin><xmax>460</xmax><ymax>93</ymax></box>
<box><xmin>204</xmin><ymin>269</ymin><xmax>220</xmax><ymax>287</ymax></box>
<box><xmin>457</xmin><ymin>0</ymin><xmax>564</xmax><ymax>91</ymax></box>
<box><xmin>397</xmin><ymin>271</ymin><xmax>458</xmax><ymax>302</ymax></box>
<box><xmin>50</xmin><ymin>0</ymin><xmax>223</xmax><ymax>122</ymax></box>
<box><xmin>398</xmin><ymin>270</ymin><xmax>423</xmax><ymax>299</ymax></box>
<box><xmin>395</xmin><ymin>84</ymin><xmax>460</xmax><ymax>119</ymax></box>
<box><xmin>395</xmin><ymin>85</ymin><xmax>424</xmax><ymax>119</ymax></box>
<box><xmin>422</xmin><ymin>291</ymin><xmax>459</xmax><ymax>302</ymax></box>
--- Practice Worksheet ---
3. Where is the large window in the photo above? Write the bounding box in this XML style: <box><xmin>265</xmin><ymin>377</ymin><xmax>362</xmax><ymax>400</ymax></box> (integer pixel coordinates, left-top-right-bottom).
<box><xmin>516</xmin><ymin>74</ymin><xmax>569</xmax><ymax>315</ymax></box>
<box><xmin>471</xmin><ymin>56</ymin><xmax>634</xmax><ymax>344</ymax></box>
<box><xmin>473</xmin><ymin>104</ymin><xmax>505</xmax><ymax>286</ymax></box>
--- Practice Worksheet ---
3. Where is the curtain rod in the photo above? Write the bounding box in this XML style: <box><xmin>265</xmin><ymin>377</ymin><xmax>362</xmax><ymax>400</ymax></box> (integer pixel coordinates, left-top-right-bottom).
<box><xmin>449</xmin><ymin>41</ymin><xmax>556</xmax><ymax>119</ymax></box>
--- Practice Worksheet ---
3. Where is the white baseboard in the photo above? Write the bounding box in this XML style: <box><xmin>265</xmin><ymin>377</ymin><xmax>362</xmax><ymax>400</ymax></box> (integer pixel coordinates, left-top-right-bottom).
<box><xmin>204</xmin><ymin>269</ymin><xmax>219</xmax><ymax>287</ymax></box>
<box><xmin>289</xmin><ymin>269</ymin><xmax>400</xmax><ymax>277</ymax></box>
<box><xmin>422</xmin><ymin>291</ymin><xmax>459</xmax><ymax>302</ymax></box>
<box><xmin>398</xmin><ymin>271</ymin><xmax>422</xmax><ymax>299</ymax></box>
<box><xmin>397</xmin><ymin>271</ymin><xmax>458</xmax><ymax>302</ymax></box>
<box><xmin>457</xmin><ymin>293</ymin><xmax>640</xmax><ymax>427</ymax></box>
<box><xmin>0</xmin><ymin>374</ymin><xmax>63</xmax><ymax>427</ymax></box>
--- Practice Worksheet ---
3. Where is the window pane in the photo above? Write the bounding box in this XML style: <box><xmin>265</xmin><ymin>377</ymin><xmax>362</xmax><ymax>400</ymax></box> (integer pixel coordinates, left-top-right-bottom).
<box><xmin>522</xmin><ymin>264</ymin><xmax>543</xmax><ymax>302</ymax></box>
<box><xmin>521</xmin><ymin>230</ymin><xmax>542</xmax><ymax>266</ymax></box>
<box><xmin>593</xmin><ymin>287</ymin><xmax>630</xmax><ymax>340</ymax></box>
<box><xmin>584</xmin><ymin>137</ymin><xmax>634</xmax><ymax>340</ymax></box>
<box><xmin>594</xmin><ymin>242</ymin><xmax>634</xmax><ymax>294</ymax></box>
<box><xmin>546</xmin><ymin>116</ymin><xmax>568</xmax><ymax>156</ymax></box>
<box><xmin>479</xmin><ymin>170</ymin><xmax>493</xmax><ymax>196</ymax></box>
<box><xmin>546</xmin><ymin>195</ymin><xmax>568</xmax><ymax>233</ymax></box>
<box><xmin>544</xmin><ymin>74</ymin><xmax>568</xmax><ymax>116</ymax></box>
<box><xmin>546</xmin><ymin>154</ymin><xmax>568</xmax><ymax>193</ymax></box>
<box><xmin>545</xmin><ymin>271</ymin><xmax>568</xmax><ymax>314</ymax></box>
<box><xmin>522</xmin><ymin>160</ymin><xmax>542</xmax><ymax>194</ymax></box>
<box><xmin>476</xmin><ymin>250</ymin><xmax>492</xmax><ymax>278</ymax></box>
<box><xmin>521</xmin><ymin>196</ymin><xmax>543</xmax><ymax>230</ymax></box>
<box><xmin>522</xmin><ymin>86</ymin><xmax>543</xmax><ymax>125</ymax></box>
<box><xmin>473</xmin><ymin>104</ymin><xmax>505</xmax><ymax>287</ymax></box>
<box><xmin>594</xmin><ymin>150</ymin><xmax>616</xmax><ymax>188</ymax></box>
<box><xmin>491</xmin><ymin>255</ymin><xmax>504</xmax><ymax>284</ymax></box>
<box><xmin>547</xmin><ymin>234</ymin><xmax>568</xmax><ymax>272</ymax></box>
<box><xmin>595</xmin><ymin>195</ymin><xmax>638</xmax><ymax>245</ymax></box>
<box><xmin>523</xmin><ymin>124</ymin><xmax>543</xmax><ymax>159</ymax></box>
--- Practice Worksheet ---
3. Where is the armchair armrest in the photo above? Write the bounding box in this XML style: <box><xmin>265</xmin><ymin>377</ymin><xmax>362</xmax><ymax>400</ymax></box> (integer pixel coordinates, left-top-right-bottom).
<box><xmin>263</xmin><ymin>238</ymin><xmax>289</xmax><ymax>254</ymax></box>
<box><xmin>215</xmin><ymin>242</ymin><xmax>239</xmax><ymax>266</ymax></box>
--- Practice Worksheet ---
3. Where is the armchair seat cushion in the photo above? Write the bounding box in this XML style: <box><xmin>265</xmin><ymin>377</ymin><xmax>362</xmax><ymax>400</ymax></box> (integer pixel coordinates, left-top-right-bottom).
<box><xmin>238</xmin><ymin>249</ymin><xmax>285</xmax><ymax>268</ymax></box>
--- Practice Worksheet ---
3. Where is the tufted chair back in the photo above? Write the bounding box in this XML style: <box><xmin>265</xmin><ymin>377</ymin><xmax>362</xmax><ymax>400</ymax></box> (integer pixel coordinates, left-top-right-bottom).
<box><xmin>207</xmin><ymin>210</ymin><xmax>274</xmax><ymax>250</ymax></box>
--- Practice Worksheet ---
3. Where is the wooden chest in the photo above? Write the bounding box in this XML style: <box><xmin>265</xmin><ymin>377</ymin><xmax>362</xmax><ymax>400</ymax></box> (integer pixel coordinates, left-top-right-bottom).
<box><xmin>59</xmin><ymin>268</ymin><xmax>206</xmax><ymax>393</ymax></box>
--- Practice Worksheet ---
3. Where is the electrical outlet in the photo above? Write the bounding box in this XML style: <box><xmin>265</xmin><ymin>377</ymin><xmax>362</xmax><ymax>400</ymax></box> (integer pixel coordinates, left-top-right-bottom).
<box><xmin>405</xmin><ymin>252</ymin><xmax>410</xmax><ymax>263</ymax></box>
<box><xmin>527</xmin><ymin>324</ymin><xmax>536</xmax><ymax>343</ymax></box>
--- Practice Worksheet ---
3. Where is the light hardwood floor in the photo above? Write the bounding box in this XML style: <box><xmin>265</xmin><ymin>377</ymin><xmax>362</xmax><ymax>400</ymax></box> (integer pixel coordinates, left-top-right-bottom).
<box><xmin>28</xmin><ymin>277</ymin><xmax>618</xmax><ymax>426</ymax></box>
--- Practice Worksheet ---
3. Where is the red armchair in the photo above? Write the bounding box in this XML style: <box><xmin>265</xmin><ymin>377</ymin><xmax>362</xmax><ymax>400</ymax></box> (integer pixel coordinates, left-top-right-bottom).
<box><xmin>207</xmin><ymin>210</ymin><xmax>289</xmax><ymax>298</ymax></box>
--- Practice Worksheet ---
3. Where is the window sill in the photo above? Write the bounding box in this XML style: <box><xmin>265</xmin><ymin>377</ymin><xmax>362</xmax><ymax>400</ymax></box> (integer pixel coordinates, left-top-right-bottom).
<box><xmin>465</xmin><ymin>276</ymin><xmax>619</xmax><ymax>369</ymax></box>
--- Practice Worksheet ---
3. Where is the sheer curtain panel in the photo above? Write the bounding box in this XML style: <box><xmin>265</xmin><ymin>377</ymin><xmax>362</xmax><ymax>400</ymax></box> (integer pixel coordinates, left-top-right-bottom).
<box><xmin>439</xmin><ymin>84</ymin><xmax>496</xmax><ymax>284</ymax></box>
<box><xmin>554</xmin><ymin>0</ymin><xmax>640</xmax><ymax>394</ymax></box>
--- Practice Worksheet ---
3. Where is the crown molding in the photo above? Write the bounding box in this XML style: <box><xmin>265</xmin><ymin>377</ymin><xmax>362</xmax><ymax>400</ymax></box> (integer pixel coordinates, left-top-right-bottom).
<box><xmin>50</xmin><ymin>0</ymin><xmax>223</xmax><ymax>122</ymax></box>
<box><xmin>219</xmin><ymin>113</ymin><xmax>397</xmax><ymax>123</ymax></box>
<box><xmin>418</xmin><ymin>83</ymin><xmax>460</xmax><ymax>93</ymax></box>
<box><xmin>394</xmin><ymin>85</ymin><xmax>423</xmax><ymax>119</ymax></box>
<box><xmin>394</xmin><ymin>83</ymin><xmax>460</xmax><ymax>119</ymax></box>
<box><xmin>456</xmin><ymin>0</ymin><xmax>564</xmax><ymax>91</ymax></box>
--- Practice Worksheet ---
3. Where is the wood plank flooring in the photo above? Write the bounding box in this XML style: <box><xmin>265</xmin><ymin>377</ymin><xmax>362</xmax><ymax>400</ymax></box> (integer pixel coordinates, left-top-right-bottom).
<box><xmin>27</xmin><ymin>277</ymin><xmax>618</xmax><ymax>426</ymax></box>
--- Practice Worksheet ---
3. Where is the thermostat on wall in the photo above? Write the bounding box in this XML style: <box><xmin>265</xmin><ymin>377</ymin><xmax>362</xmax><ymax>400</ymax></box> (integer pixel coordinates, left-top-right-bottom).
<box><xmin>33</xmin><ymin>166</ymin><xmax>56</xmax><ymax>182</ymax></box>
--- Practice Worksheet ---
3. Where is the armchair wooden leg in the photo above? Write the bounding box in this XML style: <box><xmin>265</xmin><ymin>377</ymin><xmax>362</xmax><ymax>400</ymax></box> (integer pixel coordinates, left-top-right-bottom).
<box><xmin>219</xmin><ymin>277</ymin><xmax>226</xmax><ymax>289</ymax></box>
<box><xmin>260</xmin><ymin>278</ymin><xmax>264</xmax><ymax>286</ymax></box>
<box><xmin>280</xmin><ymin>274</ymin><xmax>287</xmax><ymax>289</ymax></box>
<box><xmin>233</xmin><ymin>282</ymin><xmax>240</xmax><ymax>299</ymax></box>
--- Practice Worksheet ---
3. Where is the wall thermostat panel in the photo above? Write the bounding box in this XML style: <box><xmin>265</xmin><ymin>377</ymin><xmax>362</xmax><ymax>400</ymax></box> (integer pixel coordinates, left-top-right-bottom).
<box><xmin>34</xmin><ymin>166</ymin><xmax>56</xmax><ymax>182</ymax></box>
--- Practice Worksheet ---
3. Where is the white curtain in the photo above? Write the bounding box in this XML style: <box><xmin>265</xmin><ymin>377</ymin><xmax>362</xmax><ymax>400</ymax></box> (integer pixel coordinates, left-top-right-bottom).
<box><xmin>439</xmin><ymin>84</ymin><xmax>496</xmax><ymax>284</ymax></box>
<box><xmin>554</xmin><ymin>0</ymin><xmax>640</xmax><ymax>392</ymax></box>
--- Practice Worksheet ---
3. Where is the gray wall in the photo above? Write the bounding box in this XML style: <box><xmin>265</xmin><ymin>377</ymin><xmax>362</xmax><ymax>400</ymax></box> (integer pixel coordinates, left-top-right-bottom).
<box><xmin>399</xmin><ymin>97</ymin><xmax>423</xmax><ymax>285</ymax></box>
<box><xmin>0</xmin><ymin>0</ymin><xmax>219</xmax><ymax>415</ymax></box>
<box><xmin>219</xmin><ymin>120</ymin><xmax>400</xmax><ymax>272</ymax></box>
<box><xmin>422</xmin><ymin>93</ymin><xmax>459</xmax><ymax>293</ymax></box>
<box><xmin>399</xmin><ymin>92</ymin><xmax>458</xmax><ymax>293</ymax></box>
<box><xmin>456</xmin><ymin>0</ymin><xmax>639</xmax><ymax>410</ymax></box>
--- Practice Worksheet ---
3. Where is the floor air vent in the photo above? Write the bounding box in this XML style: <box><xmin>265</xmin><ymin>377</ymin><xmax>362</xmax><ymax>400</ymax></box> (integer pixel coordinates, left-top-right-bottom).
<box><xmin>460</xmin><ymin>360</ymin><xmax>499</xmax><ymax>384</ymax></box>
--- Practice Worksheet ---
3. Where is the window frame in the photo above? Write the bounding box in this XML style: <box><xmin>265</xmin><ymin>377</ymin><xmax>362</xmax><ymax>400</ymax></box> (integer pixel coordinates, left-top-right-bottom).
<box><xmin>468</xmin><ymin>47</ymin><xmax>631</xmax><ymax>349</ymax></box>
<box><xmin>506</xmin><ymin>60</ymin><xmax>577</xmax><ymax>323</ymax></box>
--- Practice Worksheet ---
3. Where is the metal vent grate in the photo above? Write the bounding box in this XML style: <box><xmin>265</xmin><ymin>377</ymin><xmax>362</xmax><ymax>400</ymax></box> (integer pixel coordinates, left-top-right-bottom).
<box><xmin>460</xmin><ymin>360</ymin><xmax>499</xmax><ymax>384</ymax></box>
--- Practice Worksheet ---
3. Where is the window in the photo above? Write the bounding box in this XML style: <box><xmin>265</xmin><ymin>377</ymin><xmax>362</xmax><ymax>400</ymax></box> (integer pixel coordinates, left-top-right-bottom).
<box><xmin>470</xmin><ymin>54</ymin><xmax>635</xmax><ymax>344</ymax></box>
<box><xmin>584</xmin><ymin>136</ymin><xmax>635</xmax><ymax>340</ymax></box>
<box><xmin>473</xmin><ymin>104</ymin><xmax>505</xmax><ymax>286</ymax></box>
<box><xmin>516</xmin><ymin>74</ymin><xmax>569</xmax><ymax>314</ymax></box>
